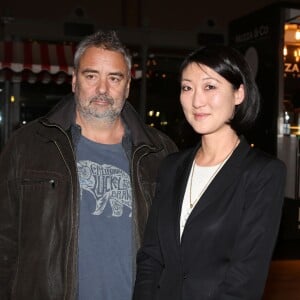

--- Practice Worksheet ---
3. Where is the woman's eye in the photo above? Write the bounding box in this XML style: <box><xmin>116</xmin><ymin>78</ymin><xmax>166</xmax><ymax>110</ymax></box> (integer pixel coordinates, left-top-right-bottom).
<box><xmin>205</xmin><ymin>84</ymin><xmax>215</xmax><ymax>90</ymax></box>
<box><xmin>181</xmin><ymin>85</ymin><xmax>191</xmax><ymax>92</ymax></box>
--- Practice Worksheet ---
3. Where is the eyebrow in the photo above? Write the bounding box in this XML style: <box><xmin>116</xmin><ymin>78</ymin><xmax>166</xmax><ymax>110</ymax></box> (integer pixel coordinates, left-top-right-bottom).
<box><xmin>109</xmin><ymin>72</ymin><xmax>125</xmax><ymax>78</ymax></box>
<box><xmin>81</xmin><ymin>68</ymin><xmax>98</xmax><ymax>74</ymax></box>
<box><xmin>181</xmin><ymin>76</ymin><xmax>221</xmax><ymax>83</ymax></box>
<box><xmin>81</xmin><ymin>69</ymin><xmax>125</xmax><ymax>78</ymax></box>
<box><xmin>203</xmin><ymin>76</ymin><xmax>221</xmax><ymax>83</ymax></box>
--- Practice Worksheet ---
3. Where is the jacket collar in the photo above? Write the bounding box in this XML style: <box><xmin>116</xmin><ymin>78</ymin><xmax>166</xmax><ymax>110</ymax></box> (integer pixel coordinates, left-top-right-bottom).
<box><xmin>40</xmin><ymin>93</ymin><xmax>164</xmax><ymax>151</ymax></box>
<box><xmin>42</xmin><ymin>94</ymin><xmax>75</xmax><ymax>131</ymax></box>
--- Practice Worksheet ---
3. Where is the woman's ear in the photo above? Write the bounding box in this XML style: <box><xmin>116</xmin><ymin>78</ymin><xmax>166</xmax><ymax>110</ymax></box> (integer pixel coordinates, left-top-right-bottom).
<box><xmin>234</xmin><ymin>84</ymin><xmax>245</xmax><ymax>105</ymax></box>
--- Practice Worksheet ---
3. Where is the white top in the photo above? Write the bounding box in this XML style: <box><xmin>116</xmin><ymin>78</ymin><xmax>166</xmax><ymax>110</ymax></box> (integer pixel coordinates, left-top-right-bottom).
<box><xmin>180</xmin><ymin>162</ymin><xmax>221</xmax><ymax>240</ymax></box>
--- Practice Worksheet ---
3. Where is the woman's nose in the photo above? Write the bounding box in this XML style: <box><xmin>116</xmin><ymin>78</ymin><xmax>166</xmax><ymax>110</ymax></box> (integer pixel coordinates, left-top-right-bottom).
<box><xmin>192</xmin><ymin>90</ymin><xmax>206</xmax><ymax>108</ymax></box>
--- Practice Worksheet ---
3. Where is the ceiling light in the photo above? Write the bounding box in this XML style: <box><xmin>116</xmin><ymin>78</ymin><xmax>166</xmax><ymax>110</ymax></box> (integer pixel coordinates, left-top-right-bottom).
<box><xmin>296</xmin><ymin>29</ymin><xmax>300</xmax><ymax>40</ymax></box>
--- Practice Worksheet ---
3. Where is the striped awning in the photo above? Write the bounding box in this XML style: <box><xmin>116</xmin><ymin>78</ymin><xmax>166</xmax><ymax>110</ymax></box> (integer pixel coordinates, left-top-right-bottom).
<box><xmin>0</xmin><ymin>41</ymin><xmax>76</xmax><ymax>83</ymax></box>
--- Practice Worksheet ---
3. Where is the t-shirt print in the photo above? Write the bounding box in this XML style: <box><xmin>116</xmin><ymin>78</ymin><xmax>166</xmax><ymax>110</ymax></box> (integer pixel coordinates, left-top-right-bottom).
<box><xmin>77</xmin><ymin>160</ymin><xmax>132</xmax><ymax>218</ymax></box>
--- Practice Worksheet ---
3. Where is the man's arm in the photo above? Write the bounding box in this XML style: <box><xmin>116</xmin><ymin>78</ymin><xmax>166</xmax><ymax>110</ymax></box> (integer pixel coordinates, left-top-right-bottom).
<box><xmin>0</xmin><ymin>140</ymin><xmax>19</xmax><ymax>299</ymax></box>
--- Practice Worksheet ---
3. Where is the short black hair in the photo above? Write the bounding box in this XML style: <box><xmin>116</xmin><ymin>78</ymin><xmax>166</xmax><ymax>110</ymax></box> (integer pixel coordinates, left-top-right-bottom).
<box><xmin>180</xmin><ymin>45</ymin><xmax>260</xmax><ymax>134</ymax></box>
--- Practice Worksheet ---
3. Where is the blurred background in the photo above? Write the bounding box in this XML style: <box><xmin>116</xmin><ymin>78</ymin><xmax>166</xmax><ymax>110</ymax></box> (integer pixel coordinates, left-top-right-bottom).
<box><xmin>1</xmin><ymin>0</ymin><xmax>299</xmax><ymax>149</ymax></box>
<box><xmin>1</xmin><ymin>0</ymin><xmax>300</xmax><ymax>298</ymax></box>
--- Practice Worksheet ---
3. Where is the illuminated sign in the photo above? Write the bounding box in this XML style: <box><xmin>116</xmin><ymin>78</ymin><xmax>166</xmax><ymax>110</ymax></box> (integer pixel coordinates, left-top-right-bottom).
<box><xmin>234</xmin><ymin>25</ymin><xmax>270</xmax><ymax>43</ymax></box>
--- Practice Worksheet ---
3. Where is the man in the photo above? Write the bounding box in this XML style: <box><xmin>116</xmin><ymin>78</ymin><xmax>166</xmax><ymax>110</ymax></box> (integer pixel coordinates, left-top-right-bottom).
<box><xmin>0</xmin><ymin>30</ymin><xmax>177</xmax><ymax>299</ymax></box>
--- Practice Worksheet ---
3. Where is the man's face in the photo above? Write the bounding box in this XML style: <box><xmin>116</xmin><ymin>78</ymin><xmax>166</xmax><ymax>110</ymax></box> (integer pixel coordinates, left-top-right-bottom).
<box><xmin>72</xmin><ymin>46</ymin><xmax>131</xmax><ymax>123</ymax></box>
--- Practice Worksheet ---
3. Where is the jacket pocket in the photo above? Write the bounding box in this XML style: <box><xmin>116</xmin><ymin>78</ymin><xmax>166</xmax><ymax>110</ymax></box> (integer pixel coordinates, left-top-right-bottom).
<box><xmin>22</xmin><ymin>178</ymin><xmax>56</xmax><ymax>188</ymax></box>
<box><xmin>13</xmin><ymin>170</ymin><xmax>69</xmax><ymax>298</ymax></box>
<box><xmin>19</xmin><ymin>170</ymin><xmax>68</xmax><ymax>224</ymax></box>
<box><xmin>20</xmin><ymin>170</ymin><xmax>66</xmax><ymax>200</ymax></box>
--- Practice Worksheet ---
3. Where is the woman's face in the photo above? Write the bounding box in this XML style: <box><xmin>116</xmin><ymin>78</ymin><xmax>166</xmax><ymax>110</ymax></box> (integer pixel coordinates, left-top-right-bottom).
<box><xmin>180</xmin><ymin>62</ymin><xmax>244</xmax><ymax>136</ymax></box>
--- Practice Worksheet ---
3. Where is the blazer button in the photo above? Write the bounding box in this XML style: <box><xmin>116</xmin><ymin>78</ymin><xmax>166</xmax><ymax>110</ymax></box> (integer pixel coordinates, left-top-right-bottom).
<box><xmin>183</xmin><ymin>273</ymin><xmax>188</xmax><ymax>280</ymax></box>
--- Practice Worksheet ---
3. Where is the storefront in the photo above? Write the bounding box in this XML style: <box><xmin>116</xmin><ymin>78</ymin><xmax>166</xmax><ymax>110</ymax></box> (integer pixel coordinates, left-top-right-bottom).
<box><xmin>0</xmin><ymin>39</ymin><xmax>196</xmax><ymax>150</ymax></box>
<box><xmin>229</xmin><ymin>2</ymin><xmax>300</xmax><ymax>238</ymax></box>
<box><xmin>0</xmin><ymin>40</ymin><xmax>75</xmax><ymax>148</ymax></box>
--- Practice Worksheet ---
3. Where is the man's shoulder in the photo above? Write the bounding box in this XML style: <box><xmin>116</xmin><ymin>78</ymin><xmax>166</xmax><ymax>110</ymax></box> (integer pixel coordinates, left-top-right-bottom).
<box><xmin>146</xmin><ymin>126</ymin><xmax>178</xmax><ymax>152</ymax></box>
<box><xmin>146</xmin><ymin>125</ymin><xmax>174</xmax><ymax>142</ymax></box>
<box><xmin>12</xmin><ymin>118</ymin><xmax>41</xmax><ymax>136</ymax></box>
<box><xmin>4</xmin><ymin>118</ymin><xmax>43</xmax><ymax>145</ymax></box>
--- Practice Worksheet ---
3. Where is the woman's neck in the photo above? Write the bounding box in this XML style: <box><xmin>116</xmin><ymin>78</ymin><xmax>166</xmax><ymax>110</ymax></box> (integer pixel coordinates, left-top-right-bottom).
<box><xmin>196</xmin><ymin>133</ymin><xmax>240</xmax><ymax>166</ymax></box>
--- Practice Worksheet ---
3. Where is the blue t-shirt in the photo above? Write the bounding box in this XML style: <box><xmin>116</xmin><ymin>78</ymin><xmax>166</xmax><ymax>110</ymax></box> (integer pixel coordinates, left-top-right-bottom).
<box><xmin>76</xmin><ymin>135</ymin><xmax>132</xmax><ymax>300</ymax></box>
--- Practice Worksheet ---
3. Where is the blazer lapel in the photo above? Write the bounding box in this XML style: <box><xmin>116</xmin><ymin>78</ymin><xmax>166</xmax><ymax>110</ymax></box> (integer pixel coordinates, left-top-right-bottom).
<box><xmin>172</xmin><ymin>146</ymin><xmax>199</xmax><ymax>244</ymax></box>
<box><xmin>185</xmin><ymin>137</ymin><xmax>251</xmax><ymax>228</ymax></box>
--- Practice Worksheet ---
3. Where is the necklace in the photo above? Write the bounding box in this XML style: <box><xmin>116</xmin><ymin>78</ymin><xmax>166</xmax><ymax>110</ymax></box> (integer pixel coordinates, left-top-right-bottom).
<box><xmin>189</xmin><ymin>138</ymin><xmax>240</xmax><ymax>209</ymax></box>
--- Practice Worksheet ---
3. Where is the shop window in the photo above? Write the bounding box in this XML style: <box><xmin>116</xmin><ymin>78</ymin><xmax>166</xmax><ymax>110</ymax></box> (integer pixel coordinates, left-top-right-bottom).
<box><xmin>130</xmin><ymin>48</ymin><xmax>198</xmax><ymax>149</ymax></box>
<box><xmin>19</xmin><ymin>81</ymin><xmax>72</xmax><ymax>127</ymax></box>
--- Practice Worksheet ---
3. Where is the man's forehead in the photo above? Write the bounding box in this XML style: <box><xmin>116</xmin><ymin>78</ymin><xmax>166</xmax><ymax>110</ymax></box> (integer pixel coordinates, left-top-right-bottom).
<box><xmin>78</xmin><ymin>47</ymin><xmax>128</xmax><ymax>72</ymax></box>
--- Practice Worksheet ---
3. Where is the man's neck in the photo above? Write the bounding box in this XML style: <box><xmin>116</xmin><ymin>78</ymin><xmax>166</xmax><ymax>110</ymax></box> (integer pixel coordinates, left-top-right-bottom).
<box><xmin>76</xmin><ymin>113</ymin><xmax>125</xmax><ymax>144</ymax></box>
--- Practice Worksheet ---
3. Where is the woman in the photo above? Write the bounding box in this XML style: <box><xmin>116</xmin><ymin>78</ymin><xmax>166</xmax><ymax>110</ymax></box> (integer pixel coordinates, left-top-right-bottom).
<box><xmin>133</xmin><ymin>45</ymin><xmax>286</xmax><ymax>300</ymax></box>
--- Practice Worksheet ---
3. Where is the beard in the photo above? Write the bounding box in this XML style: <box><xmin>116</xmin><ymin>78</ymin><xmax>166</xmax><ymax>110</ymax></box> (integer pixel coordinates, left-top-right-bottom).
<box><xmin>75</xmin><ymin>92</ymin><xmax>123</xmax><ymax>123</ymax></box>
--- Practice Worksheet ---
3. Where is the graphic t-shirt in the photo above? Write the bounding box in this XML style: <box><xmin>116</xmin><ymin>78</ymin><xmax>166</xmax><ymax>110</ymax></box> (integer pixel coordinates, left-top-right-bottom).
<box><xmin>76</xmin><ymin>135</ymin><xmax>132</xmax><ymax>300</ymax></box>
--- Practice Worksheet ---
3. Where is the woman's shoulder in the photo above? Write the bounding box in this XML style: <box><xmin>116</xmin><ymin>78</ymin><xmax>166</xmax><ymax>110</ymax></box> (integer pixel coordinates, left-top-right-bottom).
<box><xmin>249</xmin><ymin>146</ymin><xmax>285</xmax><ymax>165</ymax></box>
<box><xmin>243</xmin><ymin>146</ymin><xmax>286</xmax><ymax>179</ymax></box>
<box><xmin>163</xmin><ymin>146</ymin><xmax>195</xmax><ymax>164</ymax></box>
<box><xmin>156</xmin><ymin>147</ymin><xmax>196</xmax><ymax>177</ymax></box>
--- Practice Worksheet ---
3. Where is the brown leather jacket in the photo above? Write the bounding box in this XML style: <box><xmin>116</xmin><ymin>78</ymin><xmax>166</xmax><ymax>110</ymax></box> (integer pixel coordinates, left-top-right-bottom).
<box><xmin>0</xmin><ymin>95</ymin><xmax>177</xmax><ymax>300</ymax></box>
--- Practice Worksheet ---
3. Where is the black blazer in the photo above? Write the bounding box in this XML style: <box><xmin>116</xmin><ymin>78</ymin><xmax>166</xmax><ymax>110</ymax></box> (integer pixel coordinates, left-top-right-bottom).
<box><xmin>133</xmin><ymin>137</ymin><xmax>286</xmax><ymax>300</ymax></box>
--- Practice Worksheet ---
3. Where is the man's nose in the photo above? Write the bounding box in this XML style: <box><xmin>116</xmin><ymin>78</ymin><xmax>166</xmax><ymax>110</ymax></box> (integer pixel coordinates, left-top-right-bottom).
<box><xmin>96</xmin><ymin>78</ymin><xmax>108</xmax><ymax>94</ymax></box>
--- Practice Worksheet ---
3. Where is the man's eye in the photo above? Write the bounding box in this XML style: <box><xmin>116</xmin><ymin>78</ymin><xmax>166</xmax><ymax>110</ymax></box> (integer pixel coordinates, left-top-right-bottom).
<box><xmin>86</xmin><ymin>74</ymin><xmax>96</xmax><ymax>80</ymax></box>
<box><xmin>110</xmin><ymin>76</ymin><xmax>121</xmax><ymax>82</ymax></box>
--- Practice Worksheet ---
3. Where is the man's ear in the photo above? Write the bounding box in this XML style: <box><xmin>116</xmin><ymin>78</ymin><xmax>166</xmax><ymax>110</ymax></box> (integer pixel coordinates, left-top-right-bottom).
<box><xmin>125</xmin><ymin>77</ymin><xmax>131</xmax><ymax>99</ymax></box>
<box><xmin>71</xmin><ymin>71</ymin><xmax>76</xmax><ymax>93</ymax></box>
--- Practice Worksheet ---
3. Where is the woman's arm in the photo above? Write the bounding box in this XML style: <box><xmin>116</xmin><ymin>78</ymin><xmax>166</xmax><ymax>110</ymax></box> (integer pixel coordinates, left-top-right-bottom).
<box><xmin>216</xmin><ymin>158</ymin><xmax>286</xmax><ymax>300</ymax></box>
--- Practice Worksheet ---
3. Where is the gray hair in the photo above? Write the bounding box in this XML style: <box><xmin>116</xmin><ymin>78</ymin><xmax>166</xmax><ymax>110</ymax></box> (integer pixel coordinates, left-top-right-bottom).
<box><xmin>74</xmin><ymin>30</ymin><xmax>132</xmax><ymax>75</ymax></box>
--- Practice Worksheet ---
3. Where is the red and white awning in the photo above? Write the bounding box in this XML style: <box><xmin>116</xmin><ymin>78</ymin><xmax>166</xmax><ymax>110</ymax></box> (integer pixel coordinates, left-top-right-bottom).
<box><xmin>0</xmin><ymin>41</ymin><xmax>76</xmax><ymax>83</ymax></box>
